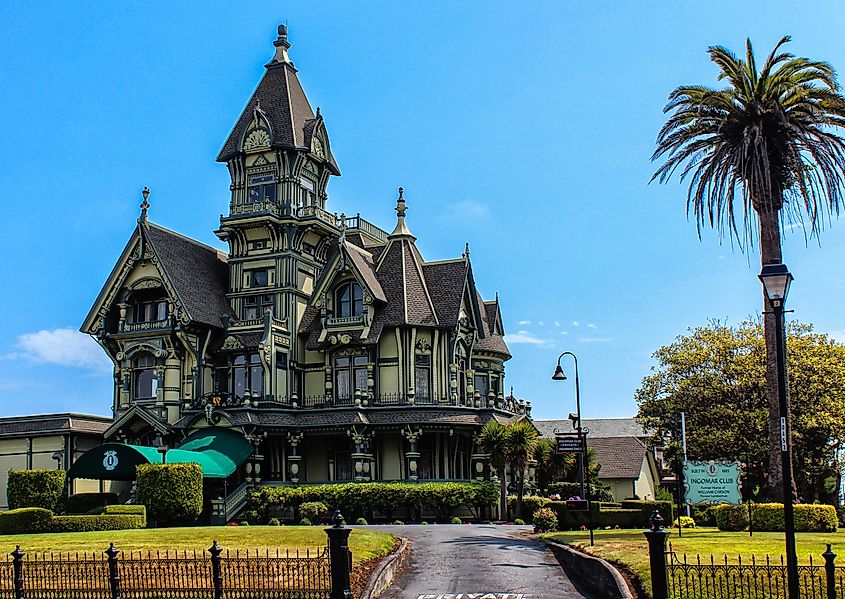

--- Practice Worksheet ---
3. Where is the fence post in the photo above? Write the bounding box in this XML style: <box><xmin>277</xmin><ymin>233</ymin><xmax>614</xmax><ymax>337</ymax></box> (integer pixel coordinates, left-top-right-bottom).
<box><xmin>643</xmin><ymin>509</ymin><xmax>670</xmax><ymax>599</ymax></box>
<box><xmin>105</xmin><ymin>543</ymin><xmax>121</xmax><ymax>599</ymax></box>
<box><xmin>325</xmin><ymin>510</ymin><xmax>353</xmax><ymax>599</ymax></box>
<box><xmin>209</xmin><ymin>541</ymin><xmax>224</xmax><ymax>599</ymax></box>
<box><xmin>11</xmin><ymin>545</ymin><xmax>24</xmax><ymax>599</ymax></box>
<box><xmin>823</xmin><ymin>543</ymin><xmax>837</xmax><ymax>599</ymax></box>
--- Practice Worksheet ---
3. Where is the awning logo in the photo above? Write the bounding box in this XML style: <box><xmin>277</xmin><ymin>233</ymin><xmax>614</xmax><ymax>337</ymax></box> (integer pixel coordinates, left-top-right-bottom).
<box><xmin>103</xmin><ymin>450</ymin><xmax>119</xmax><ymax>471</ymax></box>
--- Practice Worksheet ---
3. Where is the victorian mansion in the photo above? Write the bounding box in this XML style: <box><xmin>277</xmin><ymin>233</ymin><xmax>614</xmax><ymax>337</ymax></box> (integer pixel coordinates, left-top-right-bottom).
<box><xmin>74</xmin><ymin>25</ymin><xmax>530</xmax><ymax>518</ymax></box>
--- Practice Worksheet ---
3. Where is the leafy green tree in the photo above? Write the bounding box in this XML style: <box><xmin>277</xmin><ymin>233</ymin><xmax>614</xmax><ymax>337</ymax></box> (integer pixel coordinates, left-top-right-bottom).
<box><xmin>636</xmin><ymin>320</ymin><xmax>845</xmax><ymax>502</ymax></box>
<box><xmin>479</xmin><ymin>420</ymin><xmax>509</xmax><ymax>519</ymax></box>
<box><xmin>533</xmin><ymin>438</ymin><xmax>575</xmax><ymax>493</ymax></box>
<box><xmin>651</xmin><ymin>36</ymin><xmax>845</xmax><ymax>498</ymax></box>
<box><xmin>506</xmin><ymin>420</ymin><xmax>539</xmax><ymax>518</ymax></box>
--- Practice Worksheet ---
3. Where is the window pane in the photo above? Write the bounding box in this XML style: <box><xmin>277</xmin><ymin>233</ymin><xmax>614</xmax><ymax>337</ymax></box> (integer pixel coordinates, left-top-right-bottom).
<box><xmin>353</xmin><ymin>356</ymin><xmax>368</xmax><ymax>366</ymax></box>
<box><xmin>252</xmin><ymin>270</ymin><xmax>268</xmax><ymax>287</ymax></box>
<box><xmin>354</xmin><ymin>367</ymin><xmax>368</xmax><ymax>392</ymax></box>
<box><xmin>250</xmin><ymin>365</ymin><xmax>263</xmax><ymax>397</ymax></box>
<box><xmin>215</xmin><ymin>368</ymin><xmax>229</xmax><ymax>393</ymax></box>
<box><xmin>156</xmin><ymin>301</ymin><xmax>167</xmax><ymax>321</ymax></box>
<box><xmin>335</xmin><ymin>357</ymin><xmax>349</xmax><ymax>368</ymax></box>
<box><xmin>248</xmin><ymin>187</ymin><xmax>261</xmax><ymax>203</ymax></box>
<box><xmin>263</xmin><ymin>184</ymin><xmax>276</xmax><ymax>203</ymax></box>
<box><xmin>135</xmin><ymin>368</ymin><xmax>156</xmax><ymax>399</ymax></box>
<box><xmin>245</xmin><ymin>305</ymin><xmax>259</xmax><ymax>320</ymax></box>
<box><xmin>474</xmin><ymin>375</ymin><xmax>488</xmax><ymax>396</ymax></box>
<box><xmin>336</xmin><ymin>369</ymin><xmax>350</xmax><ymax>399</ymax></box>
<box><xmin>415</xmin><ymin>367</ymin><xmax>430</xmax><ymax>401</ymax></box>
<box><xmin>234</xmin><ymin>355</ymin><xmax>246</xmax><ymax>365</ymax></box>
<box><xmin>234</xmin><ymin>366</ymin><xmax>246</xmax><ymax>397</ymax></box>
<box><xmin>415</xmin><ymin>355</ymin><xmax>430</xmax><ymax>367</ymax></box>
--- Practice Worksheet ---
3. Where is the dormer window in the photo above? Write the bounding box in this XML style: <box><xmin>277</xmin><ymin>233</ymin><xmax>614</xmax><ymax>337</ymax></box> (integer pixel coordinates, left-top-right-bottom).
<box><xmin>335</xmin><ymin>282</ymin><xmax>363</xmax><ymax>318</ymax></box>
<box><xmin>247</xmin><ymin>172</ymin><xmax>276</xmax><ymax>204</ymax></box>
<box><xmin>132</xmin><ymin>353</ymin><xmax>161</xmax><ymax>400</ymax></box>
<box><xmin>131</xmin><ymin>290</ymin><xmax>167</xmax><ymax>323</ymax></box>
<box><xmin>300</xmin><ymin>177</ymin><xmax>315</xmax><ymax>208</ymax></box>
<box><xmin>244</xmin><ymin>294</ymin><xmax>273</xmax><ymax>320</ymax></box>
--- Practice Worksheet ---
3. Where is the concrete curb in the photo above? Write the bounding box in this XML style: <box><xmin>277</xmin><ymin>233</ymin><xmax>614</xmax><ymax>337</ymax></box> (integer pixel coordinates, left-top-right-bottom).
<box><xmin>359</xmin><ymin>537</ymin><xmax>410</xmax><ymax>599</ymax></box>
<box><xmin>544</xmin><ymin>539</ymin><xmax>634</xmax><ymax>599</ymax></box>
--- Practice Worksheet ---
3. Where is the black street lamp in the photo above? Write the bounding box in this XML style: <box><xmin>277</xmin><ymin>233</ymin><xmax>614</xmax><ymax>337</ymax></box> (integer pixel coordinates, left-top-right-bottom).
<box><xmin>759</xmin><ymin>260</ymin><xmax>798</xmax><ymax>599</ymax></box>
<box><xmin>552</xmin><ymin>351</ymin><xmax>594</xmax><ymax>545</ymax></box>
<box><xmin>157</xmin><ymin>446</ymin><xmax>169</xmax><ymax>465</ymax></box>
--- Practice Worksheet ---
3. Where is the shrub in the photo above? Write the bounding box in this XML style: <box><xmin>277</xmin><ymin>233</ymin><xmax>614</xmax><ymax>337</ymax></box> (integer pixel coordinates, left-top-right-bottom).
<box><xmin>673</xmin><ymin>516</ymin><xmax>696</xmax><ymax>528</ymax></box>
<box><xmin>7</xmin><ymin>470</ymin><xmax>66</xmax><ymax>512</ymax></box>
<box><xmin>247</xmin><ymin>481</ymin><xmax>498</xmax><ymax>523</ymax></box>
<box><xmin>268</xmin><ymin>518</ymin><xmax>281</xmax><ymax>526</ymax></box>
<box><xmin>420</xmin><ymin>521</ymin><xmax>429</xmax><ymax>525</ymax></box>
<box><xmin>50</xmin><ymin>514</ymin><xmax>143</xmax><ymax>533</ymax></box>
<box><xmin>300</xmin><ymin>501</ymin><xmax>329</xmax><ymax>523</ymax></box>
<box><xmin>514</xmin><ymin>518</ymin><xmax>525</xmax><ymax>525</ymax></box>
<box><xmin>239</xmin><ymin>521</ymin><xmax>250</xmax><ymax>526</ymax></box>
<box><xmin>0</xmin><ymin>507</ymin><xmax>54</xmax><ymax>535</ymax></box>
<box><xmin>103</xmin><ymin>505</ymin><xmax>147</xmax><ymax>527</ymax></box>
<box><xmin>692</xmin><ymin>505</ymin><xmax>718</xmax><ymax>527</ymax></box>
<box><xmin>715</xmin><ymin>503</ymin><xmax>836</xmax><ymax>533</ymax></box>
<box><xmin>715</xmin><ymin>505</ymin><xmax>749</xmax><ymax>531</ymax></box>
<box><xmin>355</xmin><ymin>517</ymin><xmax>368</xmax><ymax>525</ymax></box>
<box><xmin>299</xmin><ymin>518</ymin><xmax>312</xmax><ymax>526</ymax></box>
<box><xmin>450</xmin><ymin>517</ymin><xmax>462</xmax><ymax>524</ymax></box>
<box><xmin>838</xmin><ymin>505</ymin><xmax>845</xmax><ymax>528</ymax></box>
<box><xmin>533</xmin><ymin>507</ymin><xmax>558</xmax><ymax>532</ymax></box>
<box><xmin>136</xmin><ymin>463</ymin><xmax>203</xmax><ymax>526</ymax></box>
<box><xmin>393</xmin><ymin>520</ymin><xmax>405</xmax><ymax>525</ymax></box>
<box><xmin>65</xmin><ymin>493</ymin><xmax>118</xmax><ymax>515</ymax></box>
<box><xmin>618</xmin><ymin>500</ymin><xmax>673</xmax><ymax>525</ymax></box>
<box><xmin>546</xmin><ymin>482</ymin><xmax>614</xmax><ymax>502</ymax></box>
<box><xmin>507</xmin><ymin>495</ymin><xmax>549</xmax><ymax>516</ymax></box>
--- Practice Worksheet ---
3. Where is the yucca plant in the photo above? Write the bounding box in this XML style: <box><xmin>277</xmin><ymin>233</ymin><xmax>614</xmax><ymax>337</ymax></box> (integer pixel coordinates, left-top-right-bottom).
<box><xmin>506</xmin><ymin>420</ymin><xmax>539</xmax><ymax>519</ymax></box>
<box><xmin>652</xmin><ymin>36</ymin><xmax>845</xmax><ymax>498</ymax></box>
<box><xmin>479</xmin><ymin>420</ymin><xmax>509</xmax><ymax>520</ymax></box>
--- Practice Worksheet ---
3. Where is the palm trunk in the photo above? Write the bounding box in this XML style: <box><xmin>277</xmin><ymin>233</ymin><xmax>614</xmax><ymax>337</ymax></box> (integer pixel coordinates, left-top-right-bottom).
<box><xmin>516</xmin><ymin>465</ymin><xmax>525</xmax><ymax>519</ymax></box>
<box><xmin>758</xmin><ymin>203</ymin><xmax>796</xmax><ymax>503</ymax></box>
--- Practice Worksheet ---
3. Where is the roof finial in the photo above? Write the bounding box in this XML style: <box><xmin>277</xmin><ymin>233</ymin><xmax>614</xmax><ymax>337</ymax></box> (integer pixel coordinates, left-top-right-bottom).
<box><xmin>139</xmin><ymin>186</ymin><xmax>150</xmax><ymax>223</ymax></box>
<box><xmin>316</xmin><ymin>106</ymin><xmax>321</xmax><ymax>118</ymax></box>
<box><xmin>339</xmin><ymin>212</ymin><xmax>347</xmax><ymax>246</ymax></box>
<box><xmin>389</xmin><ymin>186</ymin><xmax>415</xmax><ymax>239</ymax></box>
<box><xmin>272</xmin><ymin>22</ymin><xmax>292</xmax><ymax>64</ymax></box>
<box><xmin>463</xmin><ymin>242</ymin><xmax>470</xmax><ymax>260</ymax></box>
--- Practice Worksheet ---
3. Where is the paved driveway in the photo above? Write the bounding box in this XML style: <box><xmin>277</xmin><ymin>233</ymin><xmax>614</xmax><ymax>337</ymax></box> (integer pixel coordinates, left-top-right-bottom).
<box><xmin>364</xmin><ymin>524</ymin><xmax>589</xmax><ymax>599</ymax></box>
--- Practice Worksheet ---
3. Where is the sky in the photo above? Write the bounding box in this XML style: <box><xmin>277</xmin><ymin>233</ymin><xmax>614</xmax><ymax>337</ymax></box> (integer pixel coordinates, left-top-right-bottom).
<box><xmin>1</xmin><ymin>2</ymin><xmax>844</xmax><ymax>422</ymax></box>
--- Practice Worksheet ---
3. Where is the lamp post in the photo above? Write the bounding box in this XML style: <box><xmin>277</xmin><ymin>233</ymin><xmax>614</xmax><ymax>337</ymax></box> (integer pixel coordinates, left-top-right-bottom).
<box><xmin>759</xmin><ymin>260</ymin><xmax>797</xmax><ymax>599</ymax></box>
<box><xmin>51</xmin><ymin>451</ymin><xmax>63</xmax><ymax>470</ymax></box>
<box><xmin>552</xmin><ymin>351</ymin><xmax>594</xmax><ymax>545</ymax></box>
<box><xmin>158</xmin><ymin>446</ymin><xmax>169</xmax><ymax>465</ymax></box>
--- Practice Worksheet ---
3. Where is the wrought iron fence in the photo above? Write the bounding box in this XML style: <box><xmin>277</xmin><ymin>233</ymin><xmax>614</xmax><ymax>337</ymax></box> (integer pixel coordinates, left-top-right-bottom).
<box><xmin>666</xmin><ymin>543</ymin><xmax>844</xmax><ymax>599</ymax></box>
<box><xmin>0</xmin><ymin>541</ymin><xmax>337</xmax><ymax>599</ymax></box>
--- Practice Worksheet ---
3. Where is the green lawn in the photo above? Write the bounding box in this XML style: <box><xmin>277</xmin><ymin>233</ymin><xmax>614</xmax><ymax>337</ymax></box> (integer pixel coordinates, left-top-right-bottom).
<box><xmin>0</xmin><ymin>526</ymin><xmax>394</xmax><ymax>564</ymax></box>
<box><xmin>543</xmin><ymin>527</ymin><xmax>844</xmax><ymax>594</ymax></box>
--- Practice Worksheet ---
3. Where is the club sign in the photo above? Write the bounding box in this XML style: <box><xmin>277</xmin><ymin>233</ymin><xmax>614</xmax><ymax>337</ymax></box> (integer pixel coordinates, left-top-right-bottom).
<box><xmin>555</xmin><ymin>436</ymin><xmax>583</xmax><ymax>453</ymax></box>
<box><xmin>683</xmin><ymin>460</ymin><xmax>742</xmax><ymax>506</ymax></box>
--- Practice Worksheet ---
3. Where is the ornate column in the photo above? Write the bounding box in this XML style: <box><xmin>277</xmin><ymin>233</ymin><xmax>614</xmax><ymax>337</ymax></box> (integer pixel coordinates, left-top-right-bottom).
<box><xmin>402</xmin><ymin>426</ymin><xmax>423</xmax><ymax>481</ymax></box>
<box><xmin>349</xmin><ymin>428</ymin><xmax>373</xmax><ymax>482</ymax></box>
<box><xmin>287</xmin><ymin>432</ymin><xmax>303</xmax><ymax>483</ymax></box>
<box><xmin>471</xmin><ymin>433</ymin><xmax>489</xmax><ymax>482</ymax></box>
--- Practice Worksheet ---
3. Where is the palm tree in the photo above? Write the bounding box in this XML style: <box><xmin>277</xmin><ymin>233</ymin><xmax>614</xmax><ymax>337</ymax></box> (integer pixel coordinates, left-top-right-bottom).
<box><xmin>506</xmin><ymin>420</ymin><xmax>539</xmax><ymax>519</ymax></box>
<box><xmin>479</xmin><ymin>420</ymin><xmax>509</xmax><ymax>520</ymax></box>
<box><xmin>533</xmin><ymin>438</ymin><xmax>575</xmax><ymax>492</ymax></box>
<box><xmin>652</xmin><ymin>36</ymin><xmax>845</xmax><ymax>498</ymax></box>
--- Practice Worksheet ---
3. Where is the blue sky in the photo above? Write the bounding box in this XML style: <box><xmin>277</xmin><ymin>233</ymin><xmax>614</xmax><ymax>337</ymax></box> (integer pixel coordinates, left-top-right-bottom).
<box><xmin>1</xmin><ymin>2</ymin><xmax>844</xmax><ymax>421</ymax></box>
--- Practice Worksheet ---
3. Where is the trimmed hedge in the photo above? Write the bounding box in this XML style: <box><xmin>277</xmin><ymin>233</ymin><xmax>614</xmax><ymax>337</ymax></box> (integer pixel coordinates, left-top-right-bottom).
<box><xmin>508</xmin><ymin>496</ymin><xmax>671</xmax><ymax>529</ymax></box>
<box><xmin>0</xmin><ymin>508</ymin><xmax>54</xmax><ymax>535</ymax></box>
<box><xmin>136</xmin><ymin>463</ymin><xmax>203</xmax><ymax>525</ymax></box>
<box><xmin>545</xmin><ymin>482</ymin><xmax>614</xmax><ymax>502</ymax></box>
<box><xmin>716</xmin><ymin>503</ymin><xmax>837</xmax><ymax>533</ymax></box>
<box><xmin>7</xmin><ymin>470</ymin><xmax>66</xmax><ymax>512</ymax></box>
<box><xmin>104</xmin><ymin>505</ymin><xmax>147</xmax><ymax>527</ymax></box>
<box><xmin>65</xmin><ymin>493</ymin><xmax>118</xmax><ymax>515</ymax></box>
<box><xmin>249</xmin><ymin>481</ymin><xmax>498</xmax><ymax>523</ymax></box>
<box><xmin>50</xmin><ymin>514</ymin><xmax>144</xmax><ymax>533</ymax></box>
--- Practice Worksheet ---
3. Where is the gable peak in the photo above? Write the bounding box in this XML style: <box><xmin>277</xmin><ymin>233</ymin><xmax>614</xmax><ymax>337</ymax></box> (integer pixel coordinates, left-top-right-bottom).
<box><xmin>271</xmin><ymin>23</ymin><xmax>293</xmax><ymax>66</ymax></box>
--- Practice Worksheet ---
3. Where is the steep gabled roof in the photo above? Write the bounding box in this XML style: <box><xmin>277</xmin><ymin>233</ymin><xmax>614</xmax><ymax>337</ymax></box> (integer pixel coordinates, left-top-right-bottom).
<box><xmin>475</xmin><ymin>294</ymin><xmax>511</xmax><ymax>358</ymax></box>
<box><xmin>423</xmin><ymin>259</ymin><xmax>468</xmax><ymax>327</ymax></box>
<box><xmin>587</xmin><ymin>436</ymin><xmax>648</xmax><ymax>480</ymax></box>
<box><xmin>144</xmin><ymin>223</ymin><xmax>234</xmax><ymax>329</ymax></box>
<box><xmin>376</xmin><ymin>238</ymin><xmax>438</xmax><ymax>326</ymax></box>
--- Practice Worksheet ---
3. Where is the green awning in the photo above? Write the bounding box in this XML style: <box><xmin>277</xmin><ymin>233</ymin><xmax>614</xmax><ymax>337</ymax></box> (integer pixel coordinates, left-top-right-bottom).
<box><xmin>68</xmin><ymin>428</ymin><xmax>253</xmax><ymax>481</ymax></box>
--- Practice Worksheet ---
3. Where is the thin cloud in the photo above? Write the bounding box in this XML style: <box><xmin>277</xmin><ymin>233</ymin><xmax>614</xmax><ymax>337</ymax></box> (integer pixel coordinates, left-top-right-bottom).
<box><xmin>446</xmin><ymin>198</ymin><xmax>491</xmax><ymax>220</ymax></box>
<box><xmin>578</xmin><ymin>336</ymin><xmax>612</xmax><ymax>344</ymax></box>
<box><xmin>572</xmin><ymin>320</ymin><xmax>580</xmax><ymax>327</ymax></box>
<box><xmin>517</xmin><ymin>320</ymin><xmax>532</xmax><ymax>325</ymax></box>
<box><xmin>587</xmin><ymin>323</ymin><xmax>598</xmax><ymax>329</ymax></box>
<box><xmin>505</xmin><ymin>331</ymin><xmax>550</xmax><ymax>346</ymax></box>
<box><xmin>10</xmin><ymin>328</ymin><xmax>112</xmax><ymax>373</ymax></box>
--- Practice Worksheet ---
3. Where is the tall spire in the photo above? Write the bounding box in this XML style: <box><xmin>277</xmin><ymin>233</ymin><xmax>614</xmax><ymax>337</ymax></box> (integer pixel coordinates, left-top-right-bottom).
<box><xmin>138</xmin><ymin>186</ymin><xmax>150</xmax><ymax>223</ymax></box>
<box><xmin>389</xmin><ymin>187</ymin><xmax>415</xmax><ymax>239</ymax></box>
<box><xmin>271</xmin><ymin>23</ymin><xmax>292</xmax><ymax>64</ymax></box>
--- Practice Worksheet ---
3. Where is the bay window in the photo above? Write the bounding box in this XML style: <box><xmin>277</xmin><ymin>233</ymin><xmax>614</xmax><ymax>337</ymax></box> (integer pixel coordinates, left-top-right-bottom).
<box><xmin>132</xmin><ymin>353</ymin><xmax>161</xmax><ymax>400</ymax></box>
<box><xmin>334</xmin><ymin>355</ymin><xmax>368</xmax><ymax>402</ymax></box>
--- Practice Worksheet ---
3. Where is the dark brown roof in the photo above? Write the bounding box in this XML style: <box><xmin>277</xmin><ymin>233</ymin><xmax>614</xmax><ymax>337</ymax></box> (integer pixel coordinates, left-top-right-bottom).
<box><xmin>375</xmin><ymin>239</ymin><xmax>438</xmax><ymax>326</ymax></box>
<box><xmin>174</xmin><ymin>408</ymin><xmax>512</xmax><ymax>429</ymax></box>
<box><xmin>216</xmin><ymin>62</ymin><xmax>339</xmax><ymax>174</ymax></box>
<box><xmin>345</xmin><ymin>243</ymin><xmax>386</xmax><ymax>302</ymax></box>
<box><xmin>0</xmin><ymin>413</ymin><xmax>110</xmax><ymax>437</ymax></box>
<box><xmin>534</xmin><ymin>418</ymin><xmax>650</xmax><ymax>440</ymax></box>
<box><xmin>145</xmin><ymin>223</ymin><xmax>235</xmax><ymax>328</ymax></box>
<box><xmin>474</xmin><ymin>296</ymin><xmax>510</xmax><ymax>357</ymax></box>
<box><xmin>587</xmin><ymin>436</ymin><xmax>648</xmax><ymax>479</ymax></box>
<box><xmin>423</xmin><ymin>260</ymin><xmax>468</xmax><ymax>327</ymax></box>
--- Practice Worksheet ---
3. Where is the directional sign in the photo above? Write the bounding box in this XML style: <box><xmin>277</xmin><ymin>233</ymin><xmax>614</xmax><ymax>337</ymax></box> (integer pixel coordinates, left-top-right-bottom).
<box><xmin>556</xmin><ymin>436</ymin><xmax>584</xmax><ymax>453</ymax></box>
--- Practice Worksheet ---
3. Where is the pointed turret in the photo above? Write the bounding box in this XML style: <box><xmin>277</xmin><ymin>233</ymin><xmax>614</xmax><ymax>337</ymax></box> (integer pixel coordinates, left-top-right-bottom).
<box><xmin>389</xmin><ymin>187</ymin><xmax>416</xmax><ymax>239</ymax></box>
<box><xmin>217</xmin><ymin>23</ymin><xmax>339</xmax><ymax>173</ymax></box>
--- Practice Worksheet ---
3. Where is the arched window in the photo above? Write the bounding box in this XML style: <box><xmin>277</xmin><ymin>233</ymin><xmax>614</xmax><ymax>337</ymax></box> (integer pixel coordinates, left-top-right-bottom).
<box><xmin>335</xmin><ymin>282</ymin><xmax>363</xmax><ymax>318</ymax></box>
<box><xmin>132</xmin><ymin>353</ymin><xmax>161</xmax><ymax>400</ymax></box>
